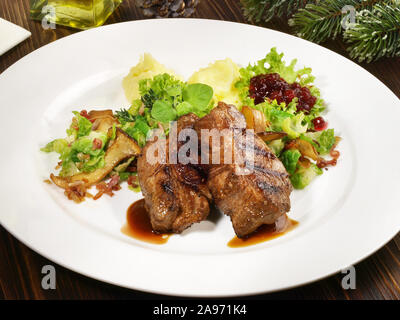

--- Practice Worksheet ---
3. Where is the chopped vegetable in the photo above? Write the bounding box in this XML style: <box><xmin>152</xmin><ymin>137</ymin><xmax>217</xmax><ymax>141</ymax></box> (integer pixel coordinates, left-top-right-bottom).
<box><xmin>281</xmin><ymin>149</ymin><xmax>301</xmax><ymax>175</ymax></box>
<box><xmin>290</xmin><ymin>163</ymin><xmax>323</xmax><ymax>189</ymax></box>
<box><xmin>267</xmin><ymin>139</ymin><xmax>285</xmax><ymax>156</ymax></box>
<box><xmin>281</xmin><ymin>113</ymin><xmax>308</xmax><ymax>139</ymax></box>
<box><xmin>50</xmin><ymin>128</ymin><xmax>140</xmax><ymax>188</ymax></box>
<box><xmin>316</xmin><ymin>129</ymin><xmax>336</xmax><ymax>155</ymax></box>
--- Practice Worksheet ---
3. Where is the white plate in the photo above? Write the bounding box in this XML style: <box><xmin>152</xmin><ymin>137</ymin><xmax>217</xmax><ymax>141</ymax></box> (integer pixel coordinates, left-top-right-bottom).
<box><xmin>0</xmin><ymin>19</ymin><xmax>399</xmax><ymax>297</ymax></box>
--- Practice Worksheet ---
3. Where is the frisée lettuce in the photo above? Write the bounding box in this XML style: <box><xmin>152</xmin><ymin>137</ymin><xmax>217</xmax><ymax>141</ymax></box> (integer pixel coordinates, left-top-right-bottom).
<box><xmin>235</xmin><ymin>48</ymin><xmax>340</xmax><ymax>189</ymax></box>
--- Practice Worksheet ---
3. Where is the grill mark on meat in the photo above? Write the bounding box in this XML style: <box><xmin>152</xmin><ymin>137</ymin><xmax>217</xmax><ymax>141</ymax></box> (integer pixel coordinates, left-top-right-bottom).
<box><xmin>161</xmin><ymin>181</ymin><xmax>174</xmax><ymax>195</ymax></box>
<box><xmin>256</xmin><ymin>181</ymin><xmax>281</xmax><ymax>194</ymax></box>
<box><xmin>194</xmin><ymin>102</ymin><xmax>292</xmax><ymax>238</ymax></box>
<box><xmin>236</xmin><ymin>141</ymin><xmax>276</xmax><ymax>159</ymax></box>
<box><xmin>138</xmin><ymin>113</ymin><xmax>211</xmax><ymax>234</ymax></box>
<box><xmin>244</xmin><ymin>162</ymin><xmax>289</xmax><ymax>178</ymax></box>
<box><xmin>161</xmin><ymin>166</ymin><xmax>174</xmax><ymax>194</ymax></box>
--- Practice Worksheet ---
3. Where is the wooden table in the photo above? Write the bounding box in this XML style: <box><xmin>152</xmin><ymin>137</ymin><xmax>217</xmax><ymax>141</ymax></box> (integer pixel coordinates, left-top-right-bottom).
<box><xmin>1</xmin><ymin>0</ymin><xmax>399</xmax><ymax>300</ymax></box>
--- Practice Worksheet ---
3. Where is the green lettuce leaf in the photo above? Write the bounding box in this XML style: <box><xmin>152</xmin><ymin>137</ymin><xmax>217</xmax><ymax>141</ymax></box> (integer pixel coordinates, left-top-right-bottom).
<box><xmin>290</xmin><ymin>163</ymin><xmax>323</xmax><ymax>189</ymax></box>
<box><xmin>139</xmin><ymin>73</ymin><xmax>185</xmax><ymax>108</ymax></box>
<box><xmin>316</xmin><ymin>129</ymin><xmax>335</xmax><ymax>155</ymax></box>
<box><xmin>303</xmin><ymin>129</ymin><xmax>336</xmax><ymax>155</ymax></box>
<box><xmin>280</xmin><ymin>149</ymin><xmax>301</xmax><ymax>175</ymax></box>
<box><xmin>182</xmin><ymin>83</ymin><xmax>213</xmax><ymax>116</ymax></box>
<box><xmin>282</xmin><ymin>113</ymin><xmax>308</xmax><ymax>139</ymax></box>
<box><xmin>176</xmin><ymin>101</ymin><xmax>194</xmax><ymax>117</ymax></box>
<box><xmin>41</xmin><ymin>139</ymin><xmax>68</xmax><ymax>154</ymax></box>
<box><xmin>267</xmin><ymin>139</ymin><xmax>285</xmax><ymax>157</ymax></box>
<box><xmin>151</xmin><ymin>100</ymin><xmax>177</xmax><ymax>123</ymax></box>
<box><xmin>73</xmin><ymin>111</ymin><xmax>92</xmax><ymax>138</ymax></box>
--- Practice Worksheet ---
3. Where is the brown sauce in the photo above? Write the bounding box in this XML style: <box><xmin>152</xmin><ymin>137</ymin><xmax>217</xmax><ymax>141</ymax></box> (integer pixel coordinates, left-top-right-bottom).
<box><xmin>121</xmin><ymin>199</ymin><xmax>171</xmax><ymax>244</ymax></box>
<box><xmin>228</xmin><ymin>215</ymin><xmax>298</xmax><ymax>248</ymax></box>
<box><xmin>122</xmin><ymin>199</ymin><xmax>297</xmax><ymax>247</ymax></box>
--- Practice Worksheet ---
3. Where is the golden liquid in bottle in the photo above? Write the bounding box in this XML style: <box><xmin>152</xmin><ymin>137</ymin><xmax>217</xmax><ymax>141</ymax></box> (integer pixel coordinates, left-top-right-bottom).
<box><xmin>30</xmin><ymin>0</ymin><xmax>123</xmax><ymax>30</ymax></box>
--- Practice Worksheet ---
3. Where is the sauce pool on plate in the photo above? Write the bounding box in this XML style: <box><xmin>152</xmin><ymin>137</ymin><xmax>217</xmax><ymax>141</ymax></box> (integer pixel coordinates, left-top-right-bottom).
<box><xmin>122</xmin><ymin>199</ymin><xmax>298</xmax><ymax>247</ymax></box>
<box><xmin>228</xmin><ymin>215</ymin><xmax>298</xmax><ymax>248</ymax></box>
<box><xmin>121</xmin><ymin>199</ymin><xmax>171</xmax><ymax>244</ymax></box>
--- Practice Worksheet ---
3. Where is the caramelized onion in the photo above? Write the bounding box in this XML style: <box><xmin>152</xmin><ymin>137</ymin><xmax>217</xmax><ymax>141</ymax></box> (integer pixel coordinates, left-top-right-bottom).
<box><xmin>258</xmin><ymin>131</ymin><xmax>287</xmax><ymax>142</ymax></box>
<box><xmin>286</xmin><ymin>139</ymin><xmax>319</xmax><ymax>161</ymax></box>
<box><xmin>242</xmin><ymin>106</ymin><xmax>267</xmax><ymax>133</ymax></box>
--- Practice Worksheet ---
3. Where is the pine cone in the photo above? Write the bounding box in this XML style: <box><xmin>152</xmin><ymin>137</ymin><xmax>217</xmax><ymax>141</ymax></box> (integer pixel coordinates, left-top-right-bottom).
<box><xmin>136</xmin><ymin>0</ymin><xmax>199</xmax><ymax>18</ymax></box>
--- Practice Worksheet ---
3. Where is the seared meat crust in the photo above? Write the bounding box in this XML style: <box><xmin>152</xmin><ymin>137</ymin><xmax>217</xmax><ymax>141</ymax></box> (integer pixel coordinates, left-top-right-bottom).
<box><xmin>194</xmin><ymin>102</ymin><xmax>292</xmax><ymax>238</ymax></box>
<box><xmin>137</xmin><ymin>114</ymin><xmax>211</xmax><ymax>233</ymax></box>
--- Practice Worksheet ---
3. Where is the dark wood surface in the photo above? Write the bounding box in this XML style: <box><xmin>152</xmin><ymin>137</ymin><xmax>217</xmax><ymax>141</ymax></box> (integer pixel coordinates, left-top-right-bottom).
<box><xmin>0</xmin><ymin>0</ymin><xmax>399</xmax><ymax>300</ymax></box>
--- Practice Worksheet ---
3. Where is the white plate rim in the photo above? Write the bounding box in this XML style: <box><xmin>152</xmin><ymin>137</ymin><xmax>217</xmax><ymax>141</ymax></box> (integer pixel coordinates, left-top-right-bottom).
<box><xmin>0</xmin><ymin>18</ymin><xmax>399</xmax><ymax>297</ymax></box>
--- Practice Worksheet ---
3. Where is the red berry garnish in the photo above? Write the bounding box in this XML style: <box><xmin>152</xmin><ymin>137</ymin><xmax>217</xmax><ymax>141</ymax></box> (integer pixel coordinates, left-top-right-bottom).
<box><xmin>249</xmin><ymin>73</ymin><xmax>317</xmax><ymax>114</ymax></box>
<box><xmin>283</xmin><ymin>89</ymin><xmax>295</xmax><ymax>103</ymax></box>
<box><xmin>269</xmin><ymin>90</ymin><xmax>283</xmax><ymax>103</ymax></box>
<box><xmin>313</xmin><ymin>117</ymin><xmax>328</xmax><ymax>131</ymax></box>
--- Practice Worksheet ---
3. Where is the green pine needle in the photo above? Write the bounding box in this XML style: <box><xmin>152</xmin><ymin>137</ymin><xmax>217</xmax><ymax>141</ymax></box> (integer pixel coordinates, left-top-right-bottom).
<box><xmin>240</xmin><ymin>0</ymin><xmax>400</xmax><ymax>63</ymax></box>
<box><xmin>288</xmin><ymin>0</ymin><xmax>387</xmax><ymax>43</ymax></box>
<box><xmin>344</xmin><ymin>3</ymin><xmax>400</xmax><ymax>62</ymax></box>
<box><xmin>240</xmin><ymin>0</ymin><xmax>308</xmax><ymax>23</ymax></box>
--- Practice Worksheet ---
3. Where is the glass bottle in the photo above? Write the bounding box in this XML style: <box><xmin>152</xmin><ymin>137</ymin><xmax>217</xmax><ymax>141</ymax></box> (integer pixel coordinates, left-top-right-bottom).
<box><xmin>30</xmin><ymin>0</ymin><xmax>123</xmax><ymax>30</ymax></box>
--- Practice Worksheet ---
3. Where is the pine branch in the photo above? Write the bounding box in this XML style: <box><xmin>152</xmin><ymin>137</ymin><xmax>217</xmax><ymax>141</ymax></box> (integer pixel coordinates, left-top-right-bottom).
<box><xmin>344</xmin><ymin>3</ymin><xmax>400</xmax><ymax>62</ymax></box>
<box><xmin>288</xmin><ymin>0</ymin><xmax>386</xmax><ymax>43</ymax></box>
<box><xmin>240</xmin><ymin>0</ymin><xmax>308</xmax><ymax>23</ymax></box>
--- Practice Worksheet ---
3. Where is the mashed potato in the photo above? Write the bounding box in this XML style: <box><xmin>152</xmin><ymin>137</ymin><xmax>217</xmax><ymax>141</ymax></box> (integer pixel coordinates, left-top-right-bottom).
<box><xmin>188</xmin><ymin>58</ymin><xmax>242</xmax><ymax>108</ymax></box>
<box><xmin>123</xmin><ymin>53</ymin><xmax>180</xmax><ymax>103</ymax></box>
<box><xmin>123</xmin><ymin>54</ymin><xmax>242</xmax><ymax>108</ymax></box>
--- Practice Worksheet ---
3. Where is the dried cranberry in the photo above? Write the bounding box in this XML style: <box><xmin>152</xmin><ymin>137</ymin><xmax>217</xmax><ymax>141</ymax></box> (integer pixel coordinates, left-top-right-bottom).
<box><xmin>290</xmin><ymin>82</ymin><xmax>301</xmax><ymax>90</ymax></box>
<box><xmin>269</xmin><ymin>90</ymin><xmax>283</xmax><ymax>103</ymax></box>
<box><xmin>283</xmin><ymin>89</ymin><xmax>295</xmax><ymax>103</ymax></box>
<box><xmin>313</xmin><ymin>117</ymin><xmax>328</xmax><ymax>131</ymax></box>
<box><xmin>249</xmin><ymin>73</ymin><xmax>317</xmax><ymax>114</ymax></box>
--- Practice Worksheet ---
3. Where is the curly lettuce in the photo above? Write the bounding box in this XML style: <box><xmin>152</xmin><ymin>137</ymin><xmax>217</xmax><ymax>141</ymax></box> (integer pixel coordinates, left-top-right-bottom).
<box><xmin>116</xmin><ymin>73</ymin><xmax>214</xmax><ymax>146</ymax></box>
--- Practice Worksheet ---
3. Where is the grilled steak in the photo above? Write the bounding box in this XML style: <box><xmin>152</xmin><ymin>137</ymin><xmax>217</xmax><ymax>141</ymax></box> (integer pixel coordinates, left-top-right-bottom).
<box><xmin>137</xmin><ymin>113</ymin><xmax>211</xmax><ymax>233</ymax></box>
<box><xmin>194</xmin><ymin>102</ymin><xmax>292</xmax><ymax>238</ymax></box>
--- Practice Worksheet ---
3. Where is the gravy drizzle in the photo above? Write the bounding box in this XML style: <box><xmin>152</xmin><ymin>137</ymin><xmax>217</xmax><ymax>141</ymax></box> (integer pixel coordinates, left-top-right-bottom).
<box><xmin>228</xmin><ymin>214</ymin><xmax>298</xmax><ymax>248</ymax></box>
<box><xmin>122</xmin><ymin>199</ymin><xmax>298</xmax><ymax>247</ymax></box>
<box><xmin>121</xmin><ymin>199</ymin><xmax>171</xmax><ymax>244</ymax></box>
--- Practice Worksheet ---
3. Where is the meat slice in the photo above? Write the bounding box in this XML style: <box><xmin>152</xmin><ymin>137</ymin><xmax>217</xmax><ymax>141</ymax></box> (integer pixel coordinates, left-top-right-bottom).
<box><xmin>137</xmin><ymin>113</ymin><xmax>211</xmax><ymax>233</ymax></box>
<box><xmin>194</xmin><ymin>102</ymin><xmax>292</xmax><ymax>238</ymax></box>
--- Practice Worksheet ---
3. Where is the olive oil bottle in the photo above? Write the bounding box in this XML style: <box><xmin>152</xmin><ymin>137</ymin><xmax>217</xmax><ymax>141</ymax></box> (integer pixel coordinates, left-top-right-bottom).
<box><xmin>30</xmin><ymin>0</ymin><xmax>123</xmax><ymax>30</ymax></box>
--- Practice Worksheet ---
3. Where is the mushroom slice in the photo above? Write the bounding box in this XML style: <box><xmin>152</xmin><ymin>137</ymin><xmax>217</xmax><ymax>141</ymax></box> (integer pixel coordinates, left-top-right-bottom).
<box><xmin>51</xmin><ymin>128</ymin><xmax>141</xmax><ymax>189</ymax></box>
<box><xmin>88</xmin><ymin>109</ymin><xmax>119</xmax><ymax>133</ymax></box>
<box><xmin>258</xmin><ymin>131</ymin><xmax>287</xmax><ymax>142</ymax></box>
<box><xmin>286</xmin><ymin>138</ymin><xmax>319</xmax><ymax>161</ymax></box>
